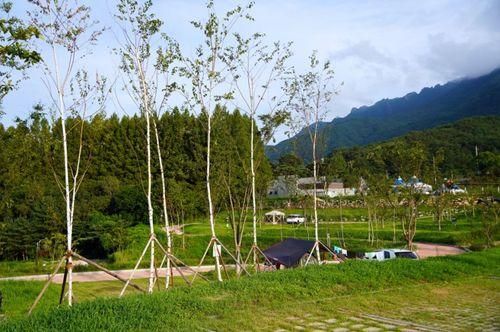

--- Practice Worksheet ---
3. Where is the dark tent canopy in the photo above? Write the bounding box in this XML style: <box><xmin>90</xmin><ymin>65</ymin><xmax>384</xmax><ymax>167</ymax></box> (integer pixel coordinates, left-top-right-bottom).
<box><xmin>263</xmin><ymin>238</ymin><xmax>331</xmax><ymax>267</ymax></box>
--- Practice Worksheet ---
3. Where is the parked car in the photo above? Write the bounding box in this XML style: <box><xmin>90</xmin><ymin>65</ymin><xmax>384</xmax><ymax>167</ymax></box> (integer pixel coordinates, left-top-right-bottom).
<box><xmin>364</xmin><ymin>249</ymin><xmax>419</xmax><ymax>261</ymax></box>
<box><xmin>286</xmin><ymin>214</ymin><xmax>306</xmax><ymax>224</ymax></box>
<box><xmin>449</xmin><ymin>184</ymin><xmax>466</xmax><ymax>194</ymax></box>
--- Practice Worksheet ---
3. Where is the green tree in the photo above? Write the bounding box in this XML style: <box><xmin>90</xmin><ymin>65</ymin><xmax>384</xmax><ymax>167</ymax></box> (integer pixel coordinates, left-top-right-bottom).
<box><xmin>0</xmin><ymin>1</ymin><xmax>41</xmax><ymax>103</ymax></box>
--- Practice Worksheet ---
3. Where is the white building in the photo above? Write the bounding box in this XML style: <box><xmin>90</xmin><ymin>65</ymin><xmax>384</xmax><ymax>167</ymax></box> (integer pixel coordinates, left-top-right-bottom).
<box><xmin>268</xmin><ymin>176</ymin><xmax>355</xmax><ymax>198</ymax></box>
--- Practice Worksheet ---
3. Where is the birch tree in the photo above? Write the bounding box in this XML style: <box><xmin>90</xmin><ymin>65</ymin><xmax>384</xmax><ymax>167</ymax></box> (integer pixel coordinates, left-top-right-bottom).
<box><xmin>224</xmin><ymin>32</ymin><xmax>291</xmax><ymax>269</ymax></box>
<box><xmin>116</xmin><ymin>0</ymin><xmax>187</xmax><ymax>292</ymax></box>
<box><xmin>115</xmin><ymin>0</ymin><xmax>161</xmax><ymax>293</ymax></box>
<box><xmin>179</xmin><ymin>0</ymin><xmax>252</xmax><ymax>281</ymax></box>
<box><xmin>285</xmin><ymin>51</ymin><xmax>338</xmax><ymax>263</ymax></box>
<box><xmin>28</xmin><ymin>0</ymin><xmax>105</xmax><ymax>305</ymax></box>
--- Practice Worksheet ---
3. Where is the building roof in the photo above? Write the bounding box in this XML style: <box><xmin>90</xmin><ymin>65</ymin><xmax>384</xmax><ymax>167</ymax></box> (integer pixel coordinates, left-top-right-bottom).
<box><xmin>265</xmin><ymin>210</ymin><xmax>285</xmax><ymax>216</ymax></box>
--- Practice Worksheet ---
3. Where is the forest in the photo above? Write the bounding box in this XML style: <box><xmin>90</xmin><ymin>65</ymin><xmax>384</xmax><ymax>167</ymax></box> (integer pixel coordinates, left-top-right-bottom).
<box><xmin>2</xmin><ymin>113</ymin><xmax>499</xmax><ymax>261</ymax></box>
<box><xmin>273</xmin><ymin>116</ymin><xmax>500</xmax><ymax>187</ymax></box>
<box><xmin>0</xmin><ymin>108</ymin><xmax>271</xmax><ymax>260</ymax></box>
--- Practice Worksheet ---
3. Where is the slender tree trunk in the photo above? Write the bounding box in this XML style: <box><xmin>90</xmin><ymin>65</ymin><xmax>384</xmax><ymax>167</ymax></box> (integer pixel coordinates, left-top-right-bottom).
<box><xmin>61</xmin><ymin>108</ymin><xmax>73</xmax><ymax>306</ymax></box>
<box><xmin>135</xmin><ymin>58</ymin><xmax>156</xmax><ymax>292</ymax></box>
<box><xmin>312</xmin><ymin>135</ymin><xmax>321</xmax><ymax>262</ymax></box>
<box><xmin>53</xmin><ymin>45</ymin><xmax>73</xmax><ymax>306</ymax></box>
<box><xmin>393</xmin><ymin>208</ymin><xmax>396</xmax><ymax>243</ymax></box>
<box><xmin>367</xmin><ymin>202</ymin><xmax>371</xmax><ymax>244</ymax></box>
<box><xmin>145</xmin><ymin>109</ymin><xmax>155</xmax><ymax>293</ymax></box>
<box><xmin>152</xmin><ymin>119</ymin><xmax>172</xmax><ymax>289</ymax></box>
<box><xmin>340</xmin><ymin>198</ymin><xmax>345</xmax><ymax>247</ymax></box>
<box><xmin>206</xmin><ymin>113</ymin><xmax>222</xmax><ymax>281</ymax></box>
<box><xmin>206</xmin><ymin>114</ymin><xmax>216</xmax><ymax>238</ymax></box>
<box><xmin>250</xmin><ymin>115</ymin><xmax>258</xmax><ymax>265</ymax></box>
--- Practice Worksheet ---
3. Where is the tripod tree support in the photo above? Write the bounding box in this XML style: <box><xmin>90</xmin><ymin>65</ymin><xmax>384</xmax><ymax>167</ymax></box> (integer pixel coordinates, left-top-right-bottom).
<box><xmin>153</xmin><ymin>236</ymin><xmax>210</xmax><ymax>285</ymax></box>
<box><xmin>28</xmin><ymin>256</ymin><xmax>66</xmax><ymax>315</ymax></box>
<box><xmin>244</xmin><ymin>244</ymin><xmax>277</xmax><ymax>273</ymax></box>
<box><xmin>119</xmin><ymin>235</ymin><xmax>154</xmax><ymax>297</ymax></box>
<box><xmin>191</xmin><ymin>237</ymin><xmax>251</xmax><ymax>283</ymax></box>
<box><xmin>72</xmin><ymin>252</ymin><xmax>145</xmax><ymax>293</ymax></box>
<box><xmin>29</xmin><ymin>250</ymin><xmax>146</xmax><ymax>316</ymax></box>
<box><xmin>304</xmin><ymin>240</ymin><xmax>338</xmax><ymax>266</ymax></box>
<box><xmin>121</xmin><ymin>235</ymin><xmax>207</xmax><ymax>296</ymax></box>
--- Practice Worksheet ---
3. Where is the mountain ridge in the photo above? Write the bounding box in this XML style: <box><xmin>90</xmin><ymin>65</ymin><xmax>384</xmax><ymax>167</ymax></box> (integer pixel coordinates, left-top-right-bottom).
<box><xmin>266</xmin><ymin>67</ymin><xmax>500</xmax><ymax>162</ymax></box>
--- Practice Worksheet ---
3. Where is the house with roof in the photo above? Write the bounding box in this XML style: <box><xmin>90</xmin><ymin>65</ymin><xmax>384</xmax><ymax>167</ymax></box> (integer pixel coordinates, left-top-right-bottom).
<box><xmin>268</xmin><ymin>176</ymin><xmax>355</xmax><ymax>198</ymax></box>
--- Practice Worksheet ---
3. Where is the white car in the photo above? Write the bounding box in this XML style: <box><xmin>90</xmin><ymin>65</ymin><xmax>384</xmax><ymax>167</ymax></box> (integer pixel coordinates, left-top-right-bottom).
<box><xmin>286</xmin><ymin>214</ymin><xmax>306</xmax><ymax>224</ymax></box>
<box><xmin>364</xmin><ymin>249</ymin><xmax>419</xmax><ymax>261</ymax></box>
<box><xmin>450</xmin><ymin>188</ymin><xmax>466</xmax><ymax>194</ymax></box>
<box><xmin>449</xmin><ymin>185</ymin><xmax>466</xmax><ymax>194</ymax></box>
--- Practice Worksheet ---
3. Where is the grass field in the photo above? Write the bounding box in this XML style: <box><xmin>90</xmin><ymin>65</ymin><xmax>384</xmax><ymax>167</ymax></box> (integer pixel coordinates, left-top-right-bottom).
<box><xmin>109</xmin><ymin>208</ymin><xmax>490</xmax><ymax>268</ymax></box>
<box><xmin>0</xmin><ymin>276</ymin><xmax>194</xmax><ymax>320</ymax></box>
<box><xmin>0</xmin><ymin>206</ymin><xmax>495</xmax><ymax>277</ymax></box>
<box><xmin>1</xmin><ymin>248</ymin><xmax>498</xmax><ymax>331</ymax></box>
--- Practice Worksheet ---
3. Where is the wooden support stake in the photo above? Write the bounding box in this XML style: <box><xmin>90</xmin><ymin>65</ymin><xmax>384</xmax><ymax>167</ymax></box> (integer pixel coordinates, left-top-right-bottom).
<box><xmin>243</xmin><ymin>246</ymin><xmax>253</xmax><ymax>266</ymax></box>
<box><xmin>153</xmin><ymin>238</ymin><xmax>202</xmax><ymax>285</ymax></box>
<box><xmin>255</xmin><ymin>245</ymin><xmax>276</xmax><ymax>270</ymax></box>
<box><xmin>304</xmin><ymin>241</ymin><xmax>318</xmax><ymax>266</ymax></box>
<box><xmin>304</xmin><ymin>240</ymin><xmax>337</xmax><ymax>267</ymax></box>
<box><xmin>72</xmin><ymin>253</ymin><xmax>145</xmax><ymax>294</ymax></box>
<box><xmin>216</xmin><ymin>239</ymin><xmax>250</xmax><ymax>276</ymax></box>
<box><xmin>28</xmin><ymin>256</ymin><xmax>66</xmax><ymax>315</ymax></box>
<box><xmin>119</xmin><ymin>236</ymin><xmax>152</xmax><ymax>297</ymax></box>
<box><xmin>153</xmin><ymin>238</ymin><xmax>191</xmax><ymax>286</ymax></box>
<box><xmin>169</xmin><ymin>253</ymin><xmax>210</xmax><ymax>282</ymax></box>
<box><xmin>244</xmin><ymin>244</ymin><xmax>275</xmax><ymax>272</ymax></box>
<box><xmin>59</xmin><ymin>258</ymin><xmax>69</xmax><ymax>305</ymax></box>
<box><xmin>169</xmin><ymin>263</ymin><xmax>174</xmax><ymax>287</ymax></box>
<box><xmin>216</xmin><ymin>245</ymin><xmax>230</xmax><ymax>280</ymax></box>
<box><xmin>191</xmin><ymin>238</ymin><xmax>214</xmax><ymax>283</ymax></box>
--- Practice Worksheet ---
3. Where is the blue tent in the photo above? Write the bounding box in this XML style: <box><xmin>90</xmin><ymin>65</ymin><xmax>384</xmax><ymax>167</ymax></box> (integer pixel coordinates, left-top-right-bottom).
<box><xmin>394</xmin><ymin>176</ymin><xmax>405</xmax><ymax>186</ymax></box>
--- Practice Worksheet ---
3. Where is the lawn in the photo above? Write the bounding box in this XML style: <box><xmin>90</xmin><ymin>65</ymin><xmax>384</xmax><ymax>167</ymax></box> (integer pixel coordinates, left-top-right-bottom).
<box><xmin>0</xmin><ymin>248</ymin><xmax>498</xmax><ymax>330</ymax></box>
<box><xmin>0</xmin><ymin>276</ymin><xmax>194</xmax><ymax>320</ymax></box>
<box><xmin>0</xmin><ymin>206</ymin><xmax>495</xmax><ymax>277</ymax></box>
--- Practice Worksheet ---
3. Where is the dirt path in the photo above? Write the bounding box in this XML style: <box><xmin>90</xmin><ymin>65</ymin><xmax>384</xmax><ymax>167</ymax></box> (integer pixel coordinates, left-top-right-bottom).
<box><xmin>414</xmin><ymin>242</ymin><xmax>467</xmax><ymax>258</ymax></box>
<box><xmin>0</xmin><ymin>265</ymin><xmax>222</xmax><ymax>284</ymax></box>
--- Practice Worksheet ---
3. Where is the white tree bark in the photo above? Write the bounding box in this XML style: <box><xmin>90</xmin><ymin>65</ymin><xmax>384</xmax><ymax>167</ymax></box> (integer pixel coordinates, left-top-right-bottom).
<box><xmin>145</xmin><ymin>109</ymin><xmax>155</xmax><ymax>293</ymax></box>
<box><xmin>152</xmin><ymin>119</ymin><xmax>172</xmax><ymax>288</ymax></box>
<box><xmin>207</xmin><ymin>117</ymin><xmax>216</xmax><ymax>238</ymax></box>
<box><xmin>312</xmin><ymin>130</ymin><xmax>321</xmax><ymax>263</ymax></box>
<box><xmin>53</xmin><ymin>45</ymin><xmax>73</xmax><ymax>306</ymax></box>
<box><xmin>250</xmin><ymin>116</ymin><xmax>257</xmax><ymax>250</ymax></box>
<box><xmin>206</xmin><ymin>113</ymin><xmax>222</xmax><ymax>281</ymax></box>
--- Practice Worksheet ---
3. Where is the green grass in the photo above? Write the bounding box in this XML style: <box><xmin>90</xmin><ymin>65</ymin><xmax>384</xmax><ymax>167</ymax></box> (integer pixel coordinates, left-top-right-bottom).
<box><xmin>1</xmin><ymin>248</ymin><xmax>499</xmax><ymax>331</ymax></box>
<box><xmin>0</xmin><ymin>276</ymin><xmax>194</xmax><ymax>320</ymax></box>
<box><xmin>1</xmin><ymin>206</ymin><xmax>496</xmax><ymax>277</ymax></box>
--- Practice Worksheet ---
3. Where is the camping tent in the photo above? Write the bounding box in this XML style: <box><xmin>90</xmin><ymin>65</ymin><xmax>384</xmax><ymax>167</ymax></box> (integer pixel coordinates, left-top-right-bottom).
<box><xmin>264</xmin><ymin>210</ymin><xmax>285</xmax><ymax>224</ymax></box>
<box><xmin>263</xmin><ymin>238</ymin><xmax>332</xmax><ymax>267</ymax></box>
<box><xmin>394</xmin><ymin>176</ymin><xmax>405</xmax><ymax>186</ymax></box>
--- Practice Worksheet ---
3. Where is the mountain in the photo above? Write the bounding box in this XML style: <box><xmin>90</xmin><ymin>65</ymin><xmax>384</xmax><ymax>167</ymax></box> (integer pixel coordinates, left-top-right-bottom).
<box><xmin>318</xmin><ymin>116</ymin><xmax>500</xmax><ymax>186</ymax></box>
<box><xmin>266</xmin><ymin>68</ymin><xmax>500</xmax><ymax>162</ymax></box>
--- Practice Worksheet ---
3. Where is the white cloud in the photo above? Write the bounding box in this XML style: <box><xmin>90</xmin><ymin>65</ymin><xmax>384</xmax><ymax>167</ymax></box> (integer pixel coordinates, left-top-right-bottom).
<box><xmin>2</xmin><ymin>0</ymin><xmax>499</xmax><ymax>143</ymax></box>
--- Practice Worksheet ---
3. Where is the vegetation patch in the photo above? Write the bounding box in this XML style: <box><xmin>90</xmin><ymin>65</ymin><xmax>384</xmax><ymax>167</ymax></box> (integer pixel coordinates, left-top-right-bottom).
<box><xmin>1</xmin><ymin>248</ymin><xmax>498</xmax><ymax>331</ymax></box>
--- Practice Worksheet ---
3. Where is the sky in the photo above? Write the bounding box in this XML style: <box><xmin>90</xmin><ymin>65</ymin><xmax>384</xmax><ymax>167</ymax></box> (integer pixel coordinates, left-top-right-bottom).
<box><xmin>2</xmin><ymin>0</ymin><xmax>500</xmax><ymax>142</ymax></box>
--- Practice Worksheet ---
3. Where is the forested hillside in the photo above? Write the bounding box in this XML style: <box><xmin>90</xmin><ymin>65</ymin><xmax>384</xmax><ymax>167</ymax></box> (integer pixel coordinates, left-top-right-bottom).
<box><xmin>267</xmin><ymin>68</ymin><xmax>500</xmax><ymax>161</ymax></box>
<box><xmin>273</xmin><ymin>116</ymin><xmax>500</xmax><ymax>187</ymax></box>
<box><xmin>0</xmin><ymin>108</ymin><xmax>271</xmax><ymax>260</ymax></box>
<box><xmin>322</xmin><ymin>116</ymin><xmax>500</xmax><ymax>186</ymax></box>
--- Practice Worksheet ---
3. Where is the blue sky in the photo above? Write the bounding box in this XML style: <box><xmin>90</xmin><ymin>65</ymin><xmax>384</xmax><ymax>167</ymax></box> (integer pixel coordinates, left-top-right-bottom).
<box><xmin>2</xmin><ymin>0</ymin><xmax>500</xmax><ymax>141</ymax></box>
